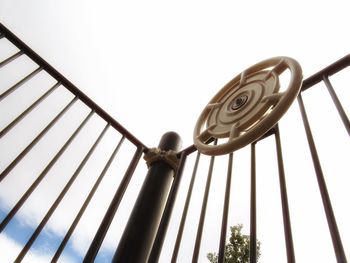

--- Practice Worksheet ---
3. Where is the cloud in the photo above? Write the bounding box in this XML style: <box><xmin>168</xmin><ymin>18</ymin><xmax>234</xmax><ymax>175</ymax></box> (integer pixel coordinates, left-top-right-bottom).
<box><xmin>0</xmin><ymin>233</ymin><xmax>74</xmax><ymax>263</ymax></box>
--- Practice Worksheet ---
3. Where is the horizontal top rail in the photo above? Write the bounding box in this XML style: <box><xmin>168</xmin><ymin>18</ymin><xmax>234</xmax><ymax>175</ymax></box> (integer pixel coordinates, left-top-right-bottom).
<box><xmin>302</xmin><ymin>54</ymin><xmax>350</xmax><ymax>91</ymax></box>
<box><xmin>0</xmin><ymin>23</ymin><xmax>148</xmax><ymax>150</ymax></box>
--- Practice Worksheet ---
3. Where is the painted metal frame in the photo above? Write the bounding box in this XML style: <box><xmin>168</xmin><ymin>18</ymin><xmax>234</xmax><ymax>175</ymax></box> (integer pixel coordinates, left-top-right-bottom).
<box><xmin>0</xmin><ymin>23</ymin><xmax>349</xmax><ymax>262</ymax></box>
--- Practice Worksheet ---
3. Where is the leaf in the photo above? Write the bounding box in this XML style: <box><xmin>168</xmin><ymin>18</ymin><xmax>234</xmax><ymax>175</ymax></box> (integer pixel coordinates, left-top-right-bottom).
<box><xmin>207</xmin><ymin>224</ymin><xmax>261</xmax><ymax>263</ymax></box>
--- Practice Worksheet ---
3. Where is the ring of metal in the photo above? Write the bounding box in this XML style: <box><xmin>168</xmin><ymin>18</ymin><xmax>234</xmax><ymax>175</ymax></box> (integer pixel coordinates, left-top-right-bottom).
<box><xmin>193</xmin><ymin>56</ymin><xmax>303</xmax><ymax>156</ymax></box>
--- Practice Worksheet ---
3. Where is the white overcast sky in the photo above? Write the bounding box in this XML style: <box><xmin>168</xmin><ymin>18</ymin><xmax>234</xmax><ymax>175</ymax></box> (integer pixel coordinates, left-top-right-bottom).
<box><xmin>0</xmin><ymin>0</ymin><xmax>350</xmax><ymax>262</ymax></box>
<box><xmin>1</xmin><ymin>0</ymin><xmax>350</xmax><ymax>147</ymax></box>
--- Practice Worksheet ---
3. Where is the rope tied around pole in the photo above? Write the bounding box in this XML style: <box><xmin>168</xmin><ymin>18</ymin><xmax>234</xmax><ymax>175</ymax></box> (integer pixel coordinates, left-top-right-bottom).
<box><xmin>144</xmin><ymin>148</ymin><xmax>179</xmax><ymax>172</ymax></box>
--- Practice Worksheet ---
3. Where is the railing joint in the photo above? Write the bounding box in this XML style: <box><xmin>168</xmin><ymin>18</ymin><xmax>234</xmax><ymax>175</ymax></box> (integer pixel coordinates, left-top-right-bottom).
<box><xmin>144</xmin><ymin>147</ymin><xmax>180</xmax><ymax>172</ymax></box>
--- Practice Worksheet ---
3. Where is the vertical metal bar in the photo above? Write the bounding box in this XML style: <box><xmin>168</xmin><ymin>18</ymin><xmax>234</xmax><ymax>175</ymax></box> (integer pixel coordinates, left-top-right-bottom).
<box><xmin>274</xmin><ymin>125</ymin><xmax>295</xmax><ymax>263</ymax></box>
<box><xmin>192</xmin><ymin>139</ymin><xmax>217</xmax><ymax>263</ymax></box>
<box><xmin>148</xmin><ymin>152</ymin><xmax>187</xmax><ymax>263</ymax></box>
<box><xmin>83</xmin><ymin>146</ymin><xmax>144</xmax><ymax>262</ymax></box>
<box><xmin>298</xmin><ymin>94</ymin><xmax>347</xmax><ymax>263</ymax></box>
<box><xmin>323</xmin><ymin>75</ymin><xmax>350</xmax><ymax>136</ymax></box>
<box><xmin>250</xmin><ymin>143</ymin><xmax>257</xmax><ymax>263</ymax></box>
<box><xmin>0</xmin><ymin>111</ymin><xmax>94</xmax><ymax>233</ymax></box>
<box><xmin>112</xmin><ymin>132</ymin><xmax>182</xmax><ymax>263</ymax></box>
<box><xmin>0</xmin><ymin>50</ymin><xmax>24</xmax><ymax>68</ymax></box>
<box><xmin>218</xmin><ymin>152</ymin><xmax>233</xmax><ymax>263</ymax></box>
<box><xmin>15</xmin><ymin>123</ymin><xmax>109</xmax><ymax>262</ymax></box>
<box><xmin>0</xmin><ymin>67</ymin><xmax>43</xmax><ymax>101</ymax></box>
<box><xmin>0</xmin><ymin>96</ymin><xmax>78</xmax><ymax>182</ymax></box>
<box><xmin>51</xmin><ymin>135</ymin><xmax>125</xmax><ymax>262</ymax></box>
<box><xmin>171</xmin><ymin>151</ymin><xmax>201</xmax><ymax>263</ymax></box>
<box><xmin>0</xmin><ymin>82</ymin><xmax>61</xmax><ymax>138</ymax></box>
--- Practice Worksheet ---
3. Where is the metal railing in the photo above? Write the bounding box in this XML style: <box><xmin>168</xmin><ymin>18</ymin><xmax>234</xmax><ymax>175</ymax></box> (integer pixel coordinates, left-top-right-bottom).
<box><xmin>0</xmin><ymin>23</ymin><xmax>349</xmax><ymax>262</ymax></box>
<box><xmin>0</xmin><ymin>23</ymin><xmax>148</xmax><ymax>262</ymax></box>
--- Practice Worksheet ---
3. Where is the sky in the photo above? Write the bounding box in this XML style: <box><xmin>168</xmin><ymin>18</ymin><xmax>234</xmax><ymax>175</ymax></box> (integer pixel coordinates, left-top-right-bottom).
<box><xmin>0</xmin><ymin>0</ymin><xmax>350</xmax><ymax>262</ymax></box>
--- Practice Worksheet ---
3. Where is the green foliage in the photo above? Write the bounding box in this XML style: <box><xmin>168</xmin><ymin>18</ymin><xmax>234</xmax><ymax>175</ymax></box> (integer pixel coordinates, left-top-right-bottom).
<box><xmin>207</xmin><ymin>224</ymin><xmax>261</xmax><ymax>263</ymax></box>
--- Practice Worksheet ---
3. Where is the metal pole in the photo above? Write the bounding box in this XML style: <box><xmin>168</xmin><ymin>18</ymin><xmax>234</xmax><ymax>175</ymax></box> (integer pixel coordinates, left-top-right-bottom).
<box><xmin>274</xmin><ymin>126</ymin><xmax>295</xmax><ymax>263</ymax></box>
<box><xmin>218</xmin><ymin>152</ymin><xmax>233</xmax><ymax>263</ymax></box>
<box><xmin>112</xmin><ymin>131</ymin><xmax>182</xmax><ymax>263</ymax></box>
<box><xmin>148</xmin><ymin>152</ymin><xmax>187</xmax><ymax>263</ymax></box>
<box><xmin>323</xmin><ymin>75</ymin><xmax>350</xmax><ymax>136</ymax></box>
<box><xmin>250</xmin><ymin>143</ymin><xmax>257</xmax><ymax>263</ymax></box>
<box><xmin>192</xmin><ymin>139</ymin><xmax>217</xmax><ymax>263</ymax></box>
<box><xmin>298</xmin><ymin>94</ymin><xmax>347</xmax><ymax>263</ymax></box>
<box><xmin>83</xmin><ymin>146</ymin><xmax>144</xmax><ymax>262</ymax></box>
<box><xmin>171</xmin><ymin>151</ymin><xmax>201</xmax><ymax>263</ymax></box>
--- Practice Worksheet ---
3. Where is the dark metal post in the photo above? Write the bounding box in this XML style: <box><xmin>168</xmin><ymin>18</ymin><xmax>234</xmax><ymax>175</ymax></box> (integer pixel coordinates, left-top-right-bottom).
<box><xmin>298</xmin><ymin>95</ymin><xmax>347</xmax><ymax>263</ymax></box>
<box><xmin>250</xmin><ymin>143</ymin><xmax>257</xmax><ymax>263</ymax></box>
<box><xmin>218</xmin><ymin>152</ymin><xmax>233</xmax><ymax>263</ymax></box>
<box><xmin>274</xmin><ymin>125</ymin><xmax>295</xmax><ymax>263</ymax></box>
<box><xmin>192</xmin><ymin>139</ymin><xmax>217</xmax><ymax>263</ymax></box>
<box><xmin>323</xmin><ymin>75</ymin><xmax>350</xmax><ymax>136</ymax></box>
<box><xmin>148</xmin><ymin>152</ymin><xmax>187</xmax><ymax>263</ymax></box>
<box><xmin>113</xmin><ymin>132</ymin><xmax>182</xmax><ymax>263</ymax></box>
